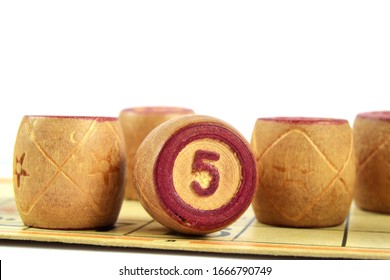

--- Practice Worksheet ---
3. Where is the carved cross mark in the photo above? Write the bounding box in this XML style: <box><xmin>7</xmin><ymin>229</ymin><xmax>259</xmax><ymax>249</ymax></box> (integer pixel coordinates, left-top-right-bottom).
<box><xmin>15</xmin><ymin>153</ymin><xmax>29</xmax><ymax>188</ymax></box>
<box><xmin>258</xmin><ymin>129</ymin><xmax>353</xmax><ymax>221</ymax></box>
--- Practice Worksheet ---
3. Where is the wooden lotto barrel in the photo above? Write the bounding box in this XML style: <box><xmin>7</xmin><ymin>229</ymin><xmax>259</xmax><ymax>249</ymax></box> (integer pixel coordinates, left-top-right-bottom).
<box><xmin>119</xmin><ymin>107</ymin><xmax>194</xmax><ymax>200</ymax></box>
<box><xmin>133</xmin><ymin>115</ymin><xmax>257</xmax><ymax>235</ymax></box>
<box><xmin>251</xmin><ymin>117</ymin><xmax>355</xmax><ymax>227</ymax></box>
<box><xmin>13</xmin><ymin>115</ymin><xmax>126</xmax><ymax>229</ymax></box>
<box><xmin>353</xmin><ymin>111</ymin><xmax>390</xmax><ymax>213</ymax></box>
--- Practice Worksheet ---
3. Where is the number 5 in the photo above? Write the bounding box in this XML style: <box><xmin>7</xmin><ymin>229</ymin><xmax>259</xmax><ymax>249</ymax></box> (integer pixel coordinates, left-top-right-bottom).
<box><xmin>191</xmin><ymin>150</ymin><xmax>220</xmax><ymax>196</ymax></box>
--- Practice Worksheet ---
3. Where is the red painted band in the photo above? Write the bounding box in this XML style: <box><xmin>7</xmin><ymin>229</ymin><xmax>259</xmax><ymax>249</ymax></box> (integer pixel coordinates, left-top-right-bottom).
<box><xmin>258</xmin><ymin>117</ymin><xmax>347</xmax><ymax>125</ymax></box>
<box><xmin>357</xmin><ymin>111</ymin><xmax>390</xmax><ymax>121</ymax></box>
<box><xmin>154</xmin><ymin>123</ymin><xmax>256</xmax><ymax>232</ymax></box>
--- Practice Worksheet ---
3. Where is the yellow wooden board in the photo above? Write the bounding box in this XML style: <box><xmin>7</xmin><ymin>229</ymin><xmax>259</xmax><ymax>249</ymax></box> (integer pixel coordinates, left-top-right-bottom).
<box><xmin>1</xmin><ymin>179</ymin><xmax>390</xmax><ymax>259</ymax></box>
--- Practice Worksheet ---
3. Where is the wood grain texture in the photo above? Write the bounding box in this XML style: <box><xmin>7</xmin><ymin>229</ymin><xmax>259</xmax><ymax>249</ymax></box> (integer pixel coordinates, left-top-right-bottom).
<box><xmin>13</xmin><ymin>116</ymin><xmax>126</xmax><ymax>229</ymax></box>
<box><xmin>133</xmin><ymin>115</ymin><xmax>257</xmax><ymax>235</ymax></box>
<box><xmin>251</xmin><ymin>117</ymin><xmax>355</xmax><ymax>227</ymax></box>
<box><xmin>119</xmin><ymin>107</ymin><xmax>194</xmax><ymax>200</ymax></box>
<box><xmin>353</xmin><ymin>111</ymin><xmax>390</xmax><ymax>213</ymax></box>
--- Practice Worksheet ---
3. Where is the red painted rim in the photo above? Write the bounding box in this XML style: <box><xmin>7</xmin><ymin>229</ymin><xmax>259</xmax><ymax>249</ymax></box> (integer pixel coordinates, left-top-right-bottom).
<box><xmin>357</xmin><ymin>111</ymin><xmax>390</xmax><ymax>121</ymax></box>
<box><xmin>258</xmin><ymin>117</ymin><xmax>348</xmax><ymax>125</ymax></box>
<box><xmin>26</xmin><ymin>115</ymin><xmax>118</xmax><ymax>122</ymax></box>
<box><xmin>121</xmin><ymin>107</ymin><xmax>194</xmax><ymax>115</ymax></box>
<box><xmin>154</xmin><ymin>123</ymin><xmax>256</xmax><ymax>232</ymax></box>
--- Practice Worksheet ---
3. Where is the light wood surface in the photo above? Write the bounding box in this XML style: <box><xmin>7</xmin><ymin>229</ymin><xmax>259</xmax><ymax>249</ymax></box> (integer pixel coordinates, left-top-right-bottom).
<box><xmin>133</xmin><ymin>115</ymin><xmax>257</xmax><ymax>235</ymax></box>
<box><xmin>1</xmin><ymin>179</ymin><xmax>390</xmax><ymax>259</ymax></box>
<box><xmin>353</xmin><ymin>111</ymin><xmax>390</xmax><ymax>213</ymax></box>
<box><xmin>172</xmin><ymin>139</ymin><xmax>242</xmax><ymax>211</ymax></box>
<box><xmin>251</xmin><ymin>117</ymin><xmax>355</xmax><ymax>227</ymax></box>
<box><xmin>119</xmin><ymin>107</ymin><xmax>194</xmax><ymax>200</ymax></box>
<box><xmin>13</xmin><ymin>116</ymin><xmax>126</xmax><ymax>229</ymax></box>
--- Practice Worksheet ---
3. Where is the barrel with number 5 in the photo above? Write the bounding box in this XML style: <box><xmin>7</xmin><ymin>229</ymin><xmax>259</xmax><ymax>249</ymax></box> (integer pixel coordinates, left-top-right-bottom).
<box><xmin>133</xmin><ymin>115</ymin><xmax>258</xmax><ymax>235</ymax></box>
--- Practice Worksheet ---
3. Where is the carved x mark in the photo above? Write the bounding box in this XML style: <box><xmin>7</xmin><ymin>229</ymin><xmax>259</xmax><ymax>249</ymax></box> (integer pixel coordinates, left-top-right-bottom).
<box><xmin>257</xmin><ymin>129</ymin><xmax>353</xmax><ymax>221</ymax></box>
<box><xmin>15</xmin><ymin>153</ymin><xmax>29</xmax><ymax>188</ymax></box>
<box><xmin>357</xmin><ymin>137</ymin><xmax>389</xmax><ymax>172</ymax></box>
<box><xmin>19</xmin><ymin>118</ymin><xmax>100</xmax><ymax>215</ymax></box>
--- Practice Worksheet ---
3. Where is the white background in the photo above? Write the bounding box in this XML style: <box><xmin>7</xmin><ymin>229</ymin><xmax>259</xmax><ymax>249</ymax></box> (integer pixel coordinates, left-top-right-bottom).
<box><xmin>1</xmin><ymin>1</ymin><xmax>389</xmax><ymax>279</ymax></box>
<box><xmin>1</xmin><ymin>0</ymin><xmax>389</xmax><ymax>175</ymax></box>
